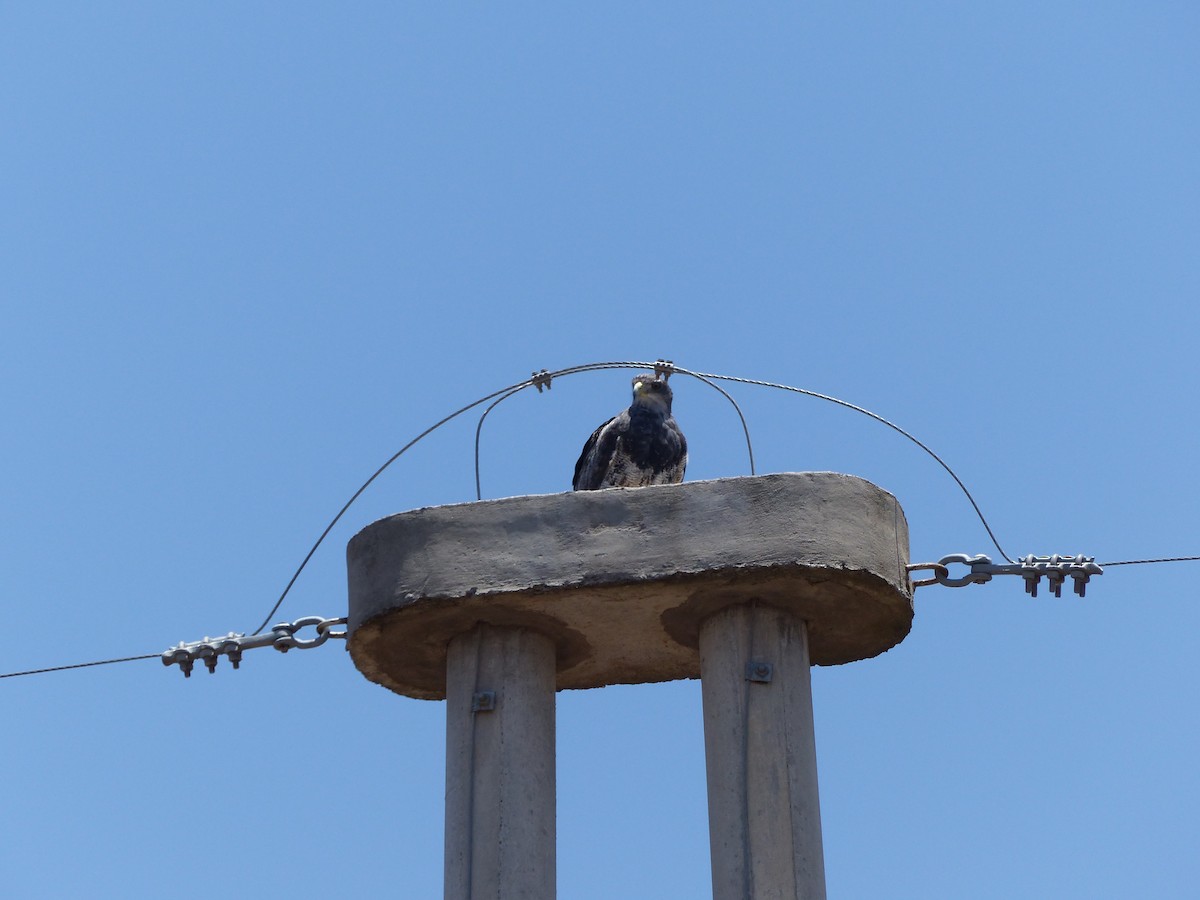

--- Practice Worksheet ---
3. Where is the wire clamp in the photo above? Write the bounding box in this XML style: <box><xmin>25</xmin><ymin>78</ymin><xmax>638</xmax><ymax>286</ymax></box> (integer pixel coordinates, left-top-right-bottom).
<box><xmin>653</xmin><ymin>359</ymin><xmax>675</xmax><ymax>381</ymax></box>
<box><xmin>161</xmin><ymin>615</ymin><xmax>347</xmax><ymax>677</ymax></box>
<box><xmin>530</xmin><ymin>369</ymin><xmax>552</xmax><ymax>392</ymax></box>
<box><xmin>909</xmin><ymin>554</ymin><xmax>1103</xmax><ymax>597</ymax></box>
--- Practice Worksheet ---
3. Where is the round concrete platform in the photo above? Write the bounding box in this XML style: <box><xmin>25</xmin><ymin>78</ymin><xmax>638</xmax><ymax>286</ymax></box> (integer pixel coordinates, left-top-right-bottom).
<box><xmin>346</xmin><ymin>472</ymin><xmax>913</xmax><ymax>700</ymax></box>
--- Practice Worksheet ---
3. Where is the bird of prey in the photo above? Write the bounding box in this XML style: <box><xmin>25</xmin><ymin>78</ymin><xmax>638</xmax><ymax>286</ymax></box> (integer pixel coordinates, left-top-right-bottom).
<box><xmin>572</xmin><ymin>374</ymin><xmax>688</xmax><ymax>491</ymax></box>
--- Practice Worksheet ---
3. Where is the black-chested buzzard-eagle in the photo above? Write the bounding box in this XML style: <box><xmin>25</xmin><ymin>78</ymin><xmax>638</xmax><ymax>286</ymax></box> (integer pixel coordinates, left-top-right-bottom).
<box><xmin>572</xmin><ymin>374</ymin><xmax>687</xmax><ymax>490</ymax></box>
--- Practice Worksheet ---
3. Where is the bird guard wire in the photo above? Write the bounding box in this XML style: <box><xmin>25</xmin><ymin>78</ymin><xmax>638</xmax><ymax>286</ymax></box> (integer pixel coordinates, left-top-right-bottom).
<box><xmin>248</xmin><ymin>358</ymin><xmax>1014</xmax><ymax>636</ymax></box>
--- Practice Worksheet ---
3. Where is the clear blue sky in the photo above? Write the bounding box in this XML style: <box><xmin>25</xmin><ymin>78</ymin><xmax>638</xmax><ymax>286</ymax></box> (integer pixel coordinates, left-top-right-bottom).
<box><xmin>3</xmin><ymin>3</ymin><xmax>1198</xmax><ymax>897</ymax></box>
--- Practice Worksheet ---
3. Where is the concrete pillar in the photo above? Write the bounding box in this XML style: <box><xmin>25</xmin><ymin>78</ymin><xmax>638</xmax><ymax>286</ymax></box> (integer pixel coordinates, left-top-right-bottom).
<box><xmin>700</xmin><ymin>604</ymin><xmax>826</xmax><ymax>900</ymax></box>
<box><xmin>444</xmin><ymin>624</ymin><xmax>556</xmax><ymax>900</ymax></box>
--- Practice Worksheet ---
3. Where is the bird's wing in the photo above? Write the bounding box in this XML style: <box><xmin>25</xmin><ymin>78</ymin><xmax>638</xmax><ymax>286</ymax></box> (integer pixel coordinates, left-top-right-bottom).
<box><xmin>572</xmin><ymin>414</ymin><xmax>623</xmax><ymax>490</ymax></box>
<box><xmin>668</xmin><ymin>416</ymin><xmax>688</xmax><ymax>479</ymax></box>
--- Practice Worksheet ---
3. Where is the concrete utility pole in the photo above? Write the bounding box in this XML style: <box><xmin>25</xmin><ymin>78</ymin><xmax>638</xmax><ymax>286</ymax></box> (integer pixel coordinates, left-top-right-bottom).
<box><xmin>346</xmin><ymin>472</ymin><xmax>913</xmax><ymax>900</ymax></box>
<box><xmin>444</xmin><ymin>625</ymin><xmax>556</xmax><ymax>898</ymax></box>
<box><xmin>700</xmin><ymin>606</ymin><xmax>825</xmax><ymax>899</ymax></box>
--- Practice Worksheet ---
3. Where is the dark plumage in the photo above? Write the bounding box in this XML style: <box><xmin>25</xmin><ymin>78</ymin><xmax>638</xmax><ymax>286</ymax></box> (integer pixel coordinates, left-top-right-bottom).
<box><xmin>572</xmin><ymin>375</ymin><xmax>688</xmax><ymax>491</ymax></box>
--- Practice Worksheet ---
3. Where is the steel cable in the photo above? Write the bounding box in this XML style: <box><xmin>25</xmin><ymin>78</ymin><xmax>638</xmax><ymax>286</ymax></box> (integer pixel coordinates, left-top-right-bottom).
<box><xmin>7</xmin><ymin>358</ymin><xmax>1200</xmax><ymax>682</ymax></box>
<box><xmin>263</xmin><ymin>358</ymin><xmax>1013</xmax><ymax>635</ymax></box>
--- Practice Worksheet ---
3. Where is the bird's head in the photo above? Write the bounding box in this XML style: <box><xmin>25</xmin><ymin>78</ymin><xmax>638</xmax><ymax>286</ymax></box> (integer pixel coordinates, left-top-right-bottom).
<box><xmin>630</xmin><ymin>374</ymin><xmax>673</xmax><ymax>412</ymax></box>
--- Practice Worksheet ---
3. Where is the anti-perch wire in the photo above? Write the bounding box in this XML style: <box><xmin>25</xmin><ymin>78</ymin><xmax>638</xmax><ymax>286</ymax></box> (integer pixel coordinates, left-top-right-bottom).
<box><xmin>261</xmin><ymin>359</ymin><xmax>1013</xmax><ymax>635</ymax></box>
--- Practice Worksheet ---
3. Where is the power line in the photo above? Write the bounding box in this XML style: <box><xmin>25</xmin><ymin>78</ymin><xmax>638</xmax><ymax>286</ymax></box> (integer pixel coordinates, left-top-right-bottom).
<box><xmin>13</xmin><ymin>358</ymin><xmax>1200</xmax><ymax>683</ymax></box>
<box><xmin>246</xmin><ymin>369</ymin><xmax>556</xmax><ymax>635</ymax></box>
<box><xmin>254</xmin><ymin>361</ymin><xmax>662</xmax><ymax>635</ymax></box>
<box><xmin>256</xmin><ymin>357</ymin><xmax>1016</xmax><ymax>633</ymax></box>
<box><xmin>681</xmin><ymin>368</ymin><xmax>1015</xmax><ymax>564</ymax></box>
<box><xmin>0</xmin><ymin>653</ymin><xmax>158</xmax><ymax>680</ymax></box>
<box><xmin>1100</xmin><ymin>556</ymin><xmax>1200</xmax><ymax>567</ymax></box>
<box><xmin>6</xmin><ymin>555</ymin><xmax>1200</xmax><ymax>681</ymax></box>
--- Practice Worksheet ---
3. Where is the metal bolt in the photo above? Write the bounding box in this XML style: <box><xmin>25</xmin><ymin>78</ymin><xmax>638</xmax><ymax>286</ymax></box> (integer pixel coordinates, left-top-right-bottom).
<box><xmin>1023</xmin><ymin>572</ymin><xmax>1040</xmax><ymax>597</ymax></box>
<box><xmin>472</xmin><ymin>691</ymin><xmax>497</xmax><ymax>712</ymax></box>
<box><xmin>222</xmin><ymin>641</ymin><xmax>243</xmax><ymax>670</ymax></box>
<box><xmin>746</xmin><ymin>661</ymin><xmax>773</xmax><ymax>683</ymax></box>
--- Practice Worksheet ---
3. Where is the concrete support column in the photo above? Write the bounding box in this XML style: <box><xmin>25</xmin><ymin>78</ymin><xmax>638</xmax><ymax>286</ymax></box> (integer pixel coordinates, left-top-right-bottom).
<box><xmin>700</xmin><ymin>604</ymin><xmax>826</xmax><ymax>900</ymax></box>
<box><xmin>444</xmin><ymin>624</ymin><xmax>556</xmax><ymax>900</ymax></box>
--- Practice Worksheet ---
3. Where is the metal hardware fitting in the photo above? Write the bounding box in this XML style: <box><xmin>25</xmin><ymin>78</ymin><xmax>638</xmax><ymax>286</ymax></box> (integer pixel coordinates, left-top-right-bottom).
<box><xmin>746</xmin><ymin>661</ymin><xmax>774</xmax><ymax>683</ymax></box>
<box><xmin>472</xmin><ymin>691</ymin><xmax>497</xmax><ymax>712</ymax></box>
<box><xmin>161</xmin><ymin>615</ymin><xmax>347</xmax><ymax>677</ymax></box>
<box><xmin>908</xmin><ymin>554</ymin><xmax>1103</xmax><ymax>597</ymax></box>
<box><xmin>654</xmin><ymin>359</ymin><xmax>675</xmax><ymax>381</ymax></box>
<box><xmin>530</xmin><ymin>369</ymin><xmax>552</xmax><ymax>392</ymax></box>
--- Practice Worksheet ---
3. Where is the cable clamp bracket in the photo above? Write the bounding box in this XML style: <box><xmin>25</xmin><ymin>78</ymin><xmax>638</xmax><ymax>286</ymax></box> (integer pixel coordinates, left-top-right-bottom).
<box><xmin>161</xmin><ymin>615</ymin><xmax>347</xmax><ymax>677</ymax></box>
<box><xmin>908</xmin><ymin>554</ymin><xmax>1103</xmax><ymax>597</ymax></box>
<box><xmin>530</xmin><ymin>369</ymin><xmax>552</xmax><ymax>392</ymax></box>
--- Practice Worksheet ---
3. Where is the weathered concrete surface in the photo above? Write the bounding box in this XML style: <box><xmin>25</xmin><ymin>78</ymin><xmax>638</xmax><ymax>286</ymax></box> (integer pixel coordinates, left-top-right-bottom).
<box><xmin>347</xmin><ymin>472</ymin><xmax>912</xmax><ymax>700</ymax></box>
<box><xmin>444</xmin><ymin>624</ymin><xmax>556</xmax><ymax>900</ymax></box>
<box><xmin>701</xmin><ymin>605</ymin><xmax>826</xmax><ymax>900</ymax></box>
